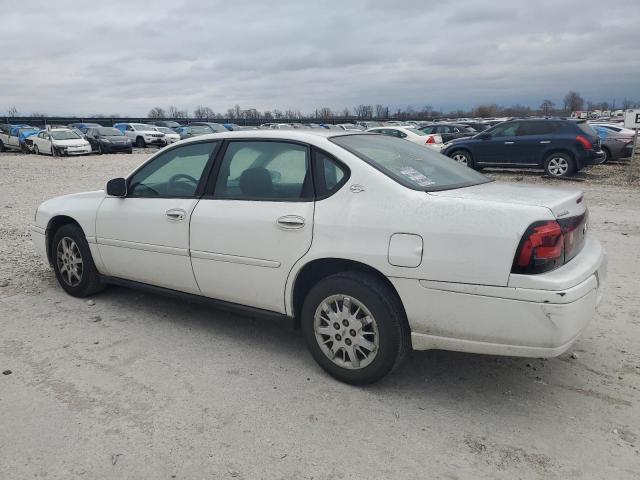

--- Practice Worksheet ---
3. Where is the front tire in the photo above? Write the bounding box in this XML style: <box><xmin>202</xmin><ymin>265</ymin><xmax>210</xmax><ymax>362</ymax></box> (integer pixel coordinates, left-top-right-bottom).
<box><xmin>51</xmin><ymin>224</ymin><xmax>105</xmax><ymax>297</ymax></box>
<box><xmin>301</xmin><ymin>271</ymin><xmax>409</xmax><ymax>384</ymax></box>
<box><xmin>34</xmin><ymin>144</ymin><xmax>40</xmax><ymax>155</ymax></box>
<box><xmin>450</xmin><ymin>149</ymin><xmax>474</xmax><ymax>169</ymax></box>
<box><xmin>544</xmin><ymin>153</ymin><xmax>575</xmax><ymax>178</ymax></box>
<box><xmin>0</xmin><ymin>140</ymin><xmax>5</xmax><ymax>152</ymax></box>
<box><xmin>135</xmin><ymin>137</ymin><xmax>145</xmax><ymax>148</ymax></box>
<box><xmin>600</xmin><ymin>147</ymin><xmax>610</xmax><ymax>164</ymax></box>
<box><xmin>97</xmin><ymin>143</ymin><xmax>103</xmax><ymax>155</ymax></box>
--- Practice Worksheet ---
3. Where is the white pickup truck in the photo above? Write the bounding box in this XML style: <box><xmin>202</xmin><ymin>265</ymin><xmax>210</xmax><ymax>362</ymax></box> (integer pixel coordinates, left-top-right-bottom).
<box><xmin>0</xmin><ymin>124</ymin><xmax>40</xmax><ymax>152</ymax></box>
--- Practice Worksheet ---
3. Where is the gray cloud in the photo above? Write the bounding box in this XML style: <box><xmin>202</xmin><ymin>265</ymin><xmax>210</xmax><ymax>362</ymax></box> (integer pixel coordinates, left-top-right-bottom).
<box><xmin>1</xmin><ymin>0</ymin><xmax>638</xmax><ymax>116</ymax></box>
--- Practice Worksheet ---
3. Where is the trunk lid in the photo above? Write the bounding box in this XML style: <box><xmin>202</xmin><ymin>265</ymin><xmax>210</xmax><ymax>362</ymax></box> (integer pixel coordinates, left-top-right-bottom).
<box><xmin>429</xmin><ymin>181</ymin><xmax>585</xmax><ymax>219</ymax></box>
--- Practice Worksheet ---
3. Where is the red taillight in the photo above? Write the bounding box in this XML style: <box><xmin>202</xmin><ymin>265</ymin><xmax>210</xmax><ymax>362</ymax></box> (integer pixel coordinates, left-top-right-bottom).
<box><xmin>426</xmin><ymin>136</ymin><xmax>435</xmax><ymax>144</ymax></box>
<box><xmin>513</xmin><ymin>221</ymin><xmax>564</xmax><ymax>274</ymax></box>
<box><xmin>576</xmin><ymin>135</ymin><xmax>593</xmax><ymax>150</ymax></box>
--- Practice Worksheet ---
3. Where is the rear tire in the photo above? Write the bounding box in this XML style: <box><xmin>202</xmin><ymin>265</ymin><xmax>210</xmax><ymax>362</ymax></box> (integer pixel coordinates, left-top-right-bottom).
<box><xmin>301</xmin><ymin>271</ymin><xmax>409</xmax><ymax>385</ymax></box>
<box><xmin>51</xmin><ymin>224</ymin><xmax>105</xmax><ymax>297</ymax></box>
<box><xmin>450</xmin><ymin>149</ymin><xmax>474</xmax><ymax>169</ymax></box>
<box><xmin>135</xmin><ymin>137</ymin><xmax>145</xmax><ymax>148</ymax></box>
<box><xmin>0</xmin><ymin>140</ymin><xmax>5</xmax><ymax>152</ymax></box>
<box><xmin>544</xmin><ymin>153</ymin><xmax>575</xmax><ymax>178</ymax></box>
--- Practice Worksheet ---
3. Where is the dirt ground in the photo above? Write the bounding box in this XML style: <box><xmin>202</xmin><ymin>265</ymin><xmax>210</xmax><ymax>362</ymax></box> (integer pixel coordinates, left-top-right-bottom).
<box><xmin>1</xmin><ymin>150</ymin><xmax>639</xmax><ymax>479</ymax></box>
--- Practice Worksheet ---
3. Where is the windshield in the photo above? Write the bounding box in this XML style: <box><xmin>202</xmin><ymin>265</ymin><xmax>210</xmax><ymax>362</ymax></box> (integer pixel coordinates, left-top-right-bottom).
<box><xmin>132</xmin><ymin>123</ymin><xmax>154</xmax><ymax>131</ymax></box>
<box><xmin>405</xmin><ymin>128</ymin><xmax>428</xmax><ymax>136</ymax></box>
<box><xmin>97</xmin><ymin>127</ymin><xmax>123</xmax><ymax>136</ymax></box>
<box><xmin>51</xmin><ymin>130</ymin><xmax>81</xmax><ymax>140</ymax></box>
<box><xmin>331</xmin><ymin>134</ymin><xmax>491</xmax><ymax>192</ymax></box>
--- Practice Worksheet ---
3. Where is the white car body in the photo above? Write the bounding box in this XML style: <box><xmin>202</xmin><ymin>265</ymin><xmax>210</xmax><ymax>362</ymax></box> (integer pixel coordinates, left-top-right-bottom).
<box><xmin>153</xmin><ymin>127</ymin><xmax>181</xmax><ymax>144</ymax></box>
<box><xmin>367</xmin><ymin>126</ymin><xmax>444</xmax><ymax>151</ymax></box>
<box><xmin>117</xmin><ymin>123</ymin><xmax>166</xmax><ymax>147</ymax></box>
<box><xmin>31</xmin><ymin>130</ymin><xmax>606</xmax><ymax>381</ymax></box>
<box><xmin>30</xmin><ymin>128</ymin><xmax>91</xmax><ymax>156</ymax></box>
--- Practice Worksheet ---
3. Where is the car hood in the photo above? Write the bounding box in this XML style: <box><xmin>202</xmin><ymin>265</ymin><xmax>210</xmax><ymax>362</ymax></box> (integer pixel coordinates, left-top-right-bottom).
<box><xmin>429</xmin><ymin>181</ymin><xmax>585</xmax><ymax>218</ymax></box>
<box><xmin>53</xmin><ymin>139</ymin><xmax>90</xmax><ymax>146</ymax></box>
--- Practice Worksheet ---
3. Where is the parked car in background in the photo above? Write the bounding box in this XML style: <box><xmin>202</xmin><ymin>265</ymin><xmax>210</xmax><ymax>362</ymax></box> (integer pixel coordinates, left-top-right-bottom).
<box><xmin>31</xmin><ymin>130</ymin><xmax>606</xmax><ymax>384</ymax></box>
<box><xmin>590</xmin><ymin>123</ymin><xmax>637</xmax><ymax>136</ymax></box>
<box><xmin>442</xmin><ymin>119</ymin><xmax>604</xmax><ymax>178</ymax></box>
<box><xmin>153</xmin><ymin>126</ymin><xmax>181</xmax><ymax>144</ymax></box>
<box><xmin>152</xmin><ymin>120</ymin><xmax>182</xmax><ymax>131</ymax></box>
<box><xmin>336</xmin><ymin>123</ymin><xmax>365</xmax><ymax>131</ymax></box>
<box><xmin>419</xmin><ymin>123</ymin><xmax>477</xmax><ymax>143</ymax></box>
<box><xmin>592</xmin><ymin>126</ymin><xmax>634</xmax><ymax>163</ymax></box>
<box><xmin>459</xmin><ymin>121</ymin><xmax>491</xmax><ymax>132</ymax></box>
<box><xmin>0</xmin><ymin>124</ymin><xmax>39</xmax><ymax>152</ymax></box>
<box><xmin>367</xmin><ymin>126</ymin><xmax>443</xmax><ymax>151</ymax></box>
<box><xmin>223</xmin><ymin>123</ymin><xmax>243</xmax><ymax>131</ymax></box>
<box><xmin>30</xmin><ymin>128</ymin><xmax>92</xmax><ymax>156</ymax></box>
<box><xmin>113</xmin><ymin>123</ymin><xmax>166</xmax><ymax>148</ymax></box>
<box><xmin>189</xmin><ymin>122</ymin><xmax>228</xmax><ymax>133</ymax></box>
<box><xmin>69</xmin><ymin>122</ymin><xmax>102</xmax><ymax>132</ymax></box>
<box><xmin>84</xmin><ymin>127</ymin><xmax>133</xmax><ymax>154</ymax></box>
<box><xmin>176</xmin><ymin>125</ymin><xmax>214</xmax><ymax>140</ymax></box>
<box><xmin>358</xmin><ymin>121</ymin><xmax>383</xmax><ymax>129</ymax></box>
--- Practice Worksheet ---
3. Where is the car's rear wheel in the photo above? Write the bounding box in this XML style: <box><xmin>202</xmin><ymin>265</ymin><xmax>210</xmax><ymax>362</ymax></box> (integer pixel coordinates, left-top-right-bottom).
<box><xmin>301</xmin><ymin>271</ymin><xmax>409</xmax><ymax>384</ymax></box>
<box><xmin>544</xmin><ymin>153</ymin><xmax>574</xmax><ymax>178</ymax></box>
<box><xmin>0</xmin><ymin>140</ymin><xmax>5</xmax><ymax>152</ymax></box>
<box><xmin>450</xmin><ymin>149</ymin><xmax>474</xmax><ymax>168</ymax></box>
<box><xmin>135</xmin><ymin>137</ymin><xmax>145</xmax><ymax>148</ymax></box>
<box><xmin>52</xmin><ymin>224</ymin><xmax>105</xmax><ymax>297</ymax></box>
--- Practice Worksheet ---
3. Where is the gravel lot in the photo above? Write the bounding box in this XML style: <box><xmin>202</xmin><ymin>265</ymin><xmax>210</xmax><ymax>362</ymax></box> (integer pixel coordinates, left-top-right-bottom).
<box><xmin>1</xmin><ymin>151</ymin><xmax>639</xmax><ymax>479</ymax></box>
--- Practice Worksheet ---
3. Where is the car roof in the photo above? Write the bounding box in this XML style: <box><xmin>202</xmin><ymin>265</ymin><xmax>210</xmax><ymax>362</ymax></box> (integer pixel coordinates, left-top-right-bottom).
<box><xmin>175</xmin><ymin>128</ymin><xmax>364</xmax><ymax>146</ymax></box>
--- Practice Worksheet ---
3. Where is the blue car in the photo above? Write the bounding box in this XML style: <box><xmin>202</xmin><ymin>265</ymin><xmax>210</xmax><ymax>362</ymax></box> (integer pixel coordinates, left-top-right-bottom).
<box><xmin>441</xmin><ymin>119</ymin><xmax>604</xmax><ymax>178</ymax></box>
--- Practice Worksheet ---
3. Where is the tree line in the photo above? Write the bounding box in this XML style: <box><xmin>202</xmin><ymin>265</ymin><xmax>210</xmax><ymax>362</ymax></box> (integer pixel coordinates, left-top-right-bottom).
<box><xmin>6</xmin><ymin>92</ymin><xmax>639</xmax><ymax>121</ymax></box>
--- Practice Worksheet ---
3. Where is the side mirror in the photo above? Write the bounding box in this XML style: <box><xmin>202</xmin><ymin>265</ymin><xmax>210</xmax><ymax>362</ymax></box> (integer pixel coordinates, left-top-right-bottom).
<box><xmin>106</xmin><ymin>177</ymin><xmax>127</xmax><ymax>197</ymax></box>
<box><xmin>477</xmin><ymin>132</ymin><xmax>492</xmax><ymax>140</ymax></box>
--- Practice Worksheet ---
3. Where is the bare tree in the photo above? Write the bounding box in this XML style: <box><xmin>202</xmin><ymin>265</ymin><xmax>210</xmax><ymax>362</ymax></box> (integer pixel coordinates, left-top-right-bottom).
<box><xmin>540</xmin><ymin>99</ymin><xmax>554</xmax><ymax>116</ymax></box>
<box><xmin>341</xmin><ymin>107</ymin><xmax>350</xmax><ymax>117</ymax></box>
<box><xmin>474</xmin><ymin>104</ymin><xmax>499</xmax><ymax>118</ymax></box>
<box><xmin>563</xmin><ymin>91</ymin><xmax>584</xmax><ymax>113</ymax></box>
<box><xmin>7</xmin><ymin>106</ymin><xmax>18</xmax><ymax>116</ymax></box>
<box><xmin>29</xmin><ymin>112</ymin><xmax>48</xmax><ymax>118</ymax></box>
<box><xmin>167</xmin><ymin>105</ymin><xmax>189</xmax><ymax>119</ymax></box>
<box><xmin>318</xmin><ymin>107</ymin><xmax>333</xmax><ymax>120</ymax></box>
<box><xmin>193</xmin><ymin>105</ymin><xmax>215</xmax><ymax>119</ymax></box>
<box><xmin>272</xmin><ymin>109</ymin><xmax>283</xmax><ymax>119</ymax></box>
<box><xmin>622</xmin><ymin>98</ymin><xmax>633</xmax><ymax>110</ymax></box>
<box><xmin>354</xmin><ymin>104</ymin><xmax>373</xmax><ymax>119</ymax></box>
<box><xmin>148</xmin><ymin>107</ymin><xmax>166</xmax><ymax>118</ymax></box>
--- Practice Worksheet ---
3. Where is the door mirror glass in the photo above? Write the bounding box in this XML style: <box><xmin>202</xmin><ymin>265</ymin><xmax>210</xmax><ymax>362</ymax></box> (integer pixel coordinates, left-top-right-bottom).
<box><xmin>106</xmin><ymin>177</ymin><xmax>127</xmax><ymax>197</ymax></box>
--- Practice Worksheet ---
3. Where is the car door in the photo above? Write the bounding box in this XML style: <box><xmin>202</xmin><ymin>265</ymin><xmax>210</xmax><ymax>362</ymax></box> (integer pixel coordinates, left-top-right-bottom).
<box><xmin>514</xmin><ymin>121</ymin><xmax>558</xmax><ymax>165</ymax></box>
<box><xmin>436</xmin><ymin>125</ymin><xmax>453</xmax><ymax>142</ymax></box>
<box><xmin>95</xmin><ymin>141</ymin><xmax>219</xmax><ymax>293</ymax></box>
<box><xmin>190</xmin><ymin>140</ymin><xmax>314</xmax><ymax>313</ymax></box>
<box><xmin>473</xmin><ymin>121</ymin><xmax>523</xmax><ymax>165</ymax></box>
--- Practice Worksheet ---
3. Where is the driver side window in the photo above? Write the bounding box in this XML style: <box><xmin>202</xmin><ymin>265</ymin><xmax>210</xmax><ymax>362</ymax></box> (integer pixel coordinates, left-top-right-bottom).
<box><xmin>128</xmin><ymin>142</ymin><xmax>218</xmax><ymax>198</ymax></box>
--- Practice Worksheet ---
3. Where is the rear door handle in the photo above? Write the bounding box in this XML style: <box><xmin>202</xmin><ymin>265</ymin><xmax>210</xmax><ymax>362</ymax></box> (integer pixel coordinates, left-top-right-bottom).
<box><xmin>166</xmin><ymin>208</ymin><xmax>186</xmax><ymax>221</ymax></box>
<box><xmin>504</xmin><ymin>141</ymin><xmax>515</xmax><ymax>144</ymax></box>
<box><xmin>277</xmin><ymin>215</ymin><xmax>305</xmax><ymax>229</ymax></box>
<box><xmin>539</xmin><ymin>140</ymin><xmax>551</xmax><ymax>144</ymax></box>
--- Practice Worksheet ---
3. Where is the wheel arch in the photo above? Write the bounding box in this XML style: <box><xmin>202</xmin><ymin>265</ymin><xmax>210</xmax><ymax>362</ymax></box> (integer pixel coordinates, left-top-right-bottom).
<box><xmin>541</xmin><ymin>148</ymin><xmax>575</xmax><ymax>166</ymax></box>
<box><xmin>289</xmin><ymin>257</ymin><xmax>407</xmax><ymax>325</ymax></box>
<box><xmin>46</xmin><ymin>215</ymin><xmax>84</xmax><ymax>265</ymax></box>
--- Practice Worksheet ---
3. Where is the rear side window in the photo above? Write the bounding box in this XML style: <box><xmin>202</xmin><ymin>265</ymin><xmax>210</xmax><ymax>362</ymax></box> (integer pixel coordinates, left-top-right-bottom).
<box><xmin>313</xmin><ymin>149</ymin><xmax>348</xmax><ymax>197</ymax></box>
<box><xmin>517</xmin><ymin>122</ymin><xmax>557</xmax><ymax>136</ymax></box>
<box><xmin>214</xmin><ymin>141</ymin><xmax>312</xmax><ymax>201</ymax></box>
<box><xmin>489</xmin><ymin>122</ymin><xmax>520</xmax><ymax>137</ymax></box>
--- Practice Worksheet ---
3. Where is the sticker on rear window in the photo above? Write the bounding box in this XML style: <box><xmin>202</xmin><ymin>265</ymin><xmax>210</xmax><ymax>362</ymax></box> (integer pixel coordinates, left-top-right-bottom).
<box><xmin>398</xmin><ymin>167</ymin><xmax>435</xmax><ymax>186</ymax></box>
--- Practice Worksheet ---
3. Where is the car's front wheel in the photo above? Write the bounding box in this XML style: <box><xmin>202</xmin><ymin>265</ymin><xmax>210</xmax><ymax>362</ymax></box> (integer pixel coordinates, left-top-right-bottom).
<box><xmin>135</xmin><ymin>137</ymin><xmax>145</xmax><ymax>148</ymax></box>
<box><xmin>301</xmin><ymin>271</ymin><xmax>409</xmax><ymax>384</ymax></box>
<box><xmin>450</xmin><ymin>149</ymin><xmax>474</xmax><ymax>168</ymax></box>
<box><xmin>600</xmin><ymin>147</ymin><xmax>610</xmax><ymax>164</ymax></box>
<box><xmin>52</xmin><ymin>224</ymin><xmax>105</xmax><ymax>297</ymax></box>
<box><xmin>544</xmin><ymin>153</ymin><xmax>575</xmax><ymax>178</ymax></box>
<box><xmin>33</xmin><ymin>144</ymin><xmax>40</xmax><ymax>155</ymax></box>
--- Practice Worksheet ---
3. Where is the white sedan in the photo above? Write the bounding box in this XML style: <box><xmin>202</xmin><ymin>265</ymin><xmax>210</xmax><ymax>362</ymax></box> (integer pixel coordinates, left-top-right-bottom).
<box><xmin>31</xmin><ymin>130</ymin><xmax>607</xmax><ymax>384</ymax></box>
<box><xmin>30</xmin><ymin>128</ymin><xmax>92</xmax><ymax>156</ymax></box>
<box><xmin>367</xmin><ymin>126</ymin><xmax>444</xmax><ymax>151</ymax></box>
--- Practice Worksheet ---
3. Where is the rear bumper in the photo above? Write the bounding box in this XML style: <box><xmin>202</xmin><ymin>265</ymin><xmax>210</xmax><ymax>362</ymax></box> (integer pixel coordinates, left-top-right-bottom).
<box><xmin>391</xmin><ymin>237</ymin><xmax>607</xmax><ymax>357</ymax></box>
<box><xmin>579</xmin><ymin>149</ymin><xmax>605</xmax><ymax>167</ymax></box>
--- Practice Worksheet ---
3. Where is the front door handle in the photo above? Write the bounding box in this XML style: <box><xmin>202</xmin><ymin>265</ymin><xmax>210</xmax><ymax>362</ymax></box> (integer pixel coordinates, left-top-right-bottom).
<box><xmin>504</xmin><ymin>141</ymin><xmax>515</xmax><ymax>144</ymax></box>
<box><xmin>539</xmin><ymin>140</ymin><xmax>551</xmax><ymax>144</ymax></box>
<box><xmin>276</xmin><ymin>215</ymin><xmax>305</xmax><ymax>229</ymax></box>
<box><xmin>165</xmin><ymin>208</ymin><xmax>186</xmax><ymax>221</ymax></box>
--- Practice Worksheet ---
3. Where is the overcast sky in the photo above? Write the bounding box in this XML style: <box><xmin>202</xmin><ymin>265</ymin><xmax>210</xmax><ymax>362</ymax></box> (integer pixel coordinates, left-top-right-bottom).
<box><xmin>1</xmin><ymin>0</ymin><xmax>639</xmax><ymax>116</ymax></box>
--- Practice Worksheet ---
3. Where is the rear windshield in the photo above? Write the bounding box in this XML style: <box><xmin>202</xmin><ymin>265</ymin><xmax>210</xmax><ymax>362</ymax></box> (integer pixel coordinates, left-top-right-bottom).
<box><xmin>51</xmin><ymin>130</ymin><xmax>81</xmax><ymax>140</ymax></box>
<box><xmin>331</xmin><ymin>134</ymin><xmax>491</xmax><ymax>192</ymax></box>
<box><xmin>576</xmin><ymin>122</ymin><xmax>597</xmax><ymax>136</ymax></box>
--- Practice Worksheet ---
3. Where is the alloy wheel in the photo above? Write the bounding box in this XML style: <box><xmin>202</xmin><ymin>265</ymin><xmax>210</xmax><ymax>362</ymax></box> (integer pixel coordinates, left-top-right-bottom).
<box><xmin>313</xmin><ymin>295</ymin><xmax>379</xmax><ymax>370</ymax></box>
<box><xmin>547</xmin><ymin>157</ymin><xmax>569</xmax><ymax>176</ymax></box>
<box><xmin>56</xmin><ymin>237</ymin><xmax>83</xmax><ymax>287</ymax></box>
<box><xmin>452</xmin><ymin>152</ymin><xmax>468</xmax><ymax>165</ymax></box>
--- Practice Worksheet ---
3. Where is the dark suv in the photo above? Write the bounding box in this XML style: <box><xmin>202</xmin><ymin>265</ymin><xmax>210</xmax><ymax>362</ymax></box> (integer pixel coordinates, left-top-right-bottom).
<box><xmin>441</xmin><ymin>119</ymin><xmax>604</xmax><ymax>177</ymax></box>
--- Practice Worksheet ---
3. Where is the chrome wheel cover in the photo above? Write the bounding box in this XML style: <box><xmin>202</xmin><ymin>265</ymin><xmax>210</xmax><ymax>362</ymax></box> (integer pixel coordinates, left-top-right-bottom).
<box><xmin>313</xmin><ymin>295</ymin><xmax>379</xmax><ymax>370</ymax></box>
<box><xmin>452</xmin><ymin>153</ymin><xmax>468</xmax><ymax>165</ymax></box>
<box><xmin>56</xmin><ymin>237</ymin><xmax>83</xmax><ymax>287</ymax></box>
<box><xmin>547</xmin><ymin>157</ymin><xmax>569</xmax><ymax>176</ymax></box>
